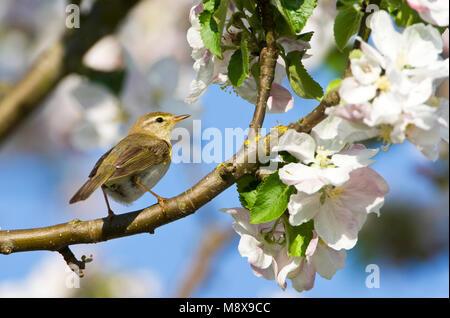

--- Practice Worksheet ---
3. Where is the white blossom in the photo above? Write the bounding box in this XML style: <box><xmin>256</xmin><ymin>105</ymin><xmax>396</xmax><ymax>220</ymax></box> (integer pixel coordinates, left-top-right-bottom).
<box><xmin>407</xmin><ymin>0</ymin><xmax>449</xmax><ymax>26</ymax></box>
<box><xmin>221</xmin><ymin>208</ymin><xmax>346</xmax><ymax>292</ymax></box>
<box><xmin>327</xmin><ymin>10</ymin><xmax>449</xmax><ymax>160</ymax></box>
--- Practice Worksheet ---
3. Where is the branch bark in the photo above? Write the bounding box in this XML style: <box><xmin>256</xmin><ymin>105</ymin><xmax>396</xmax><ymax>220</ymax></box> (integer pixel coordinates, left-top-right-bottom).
<box><xmin>0</xmin><ymin>0</ymin><xmax>140</xmax><ymax>146</ymax></box>
<box><xmin>248</xmin><ymin>0</ymin><xmax>278</xmax><ymax>138</ymax></box>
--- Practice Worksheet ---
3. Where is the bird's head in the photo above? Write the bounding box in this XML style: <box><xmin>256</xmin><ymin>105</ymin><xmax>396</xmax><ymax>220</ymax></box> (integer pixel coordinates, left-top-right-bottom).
<box><xmin>129</xmin><ymin>112</ymin><xmax>190</xmax><ymax>141</ymax></box>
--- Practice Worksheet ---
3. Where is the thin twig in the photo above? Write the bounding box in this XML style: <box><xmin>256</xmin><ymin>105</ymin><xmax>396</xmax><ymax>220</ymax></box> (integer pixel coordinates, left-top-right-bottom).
<box><xmin>248</xmin><ymin>0</ymin><xmax>278</xmax><ymax>138</ymax></box>
<box><xmin>58</xmin><ymin>246</ymin><xmax>93</xmax><ymax>278</ymax></box>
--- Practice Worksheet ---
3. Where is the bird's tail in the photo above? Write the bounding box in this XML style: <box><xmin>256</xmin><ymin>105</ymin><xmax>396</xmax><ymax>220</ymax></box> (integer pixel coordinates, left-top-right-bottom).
<box><xmin>69</xmin><ymin>171</ymin><xmax>113</xmax><ymax>204</ymax></box>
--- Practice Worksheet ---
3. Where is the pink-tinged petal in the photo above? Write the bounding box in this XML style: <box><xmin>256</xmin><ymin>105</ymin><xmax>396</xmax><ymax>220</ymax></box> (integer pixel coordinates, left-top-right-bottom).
<box><xmin>407</xmin><ymin>0</ymin><xmax>449</xmax><ymax>26</ymax></box>
<box><xmin>305</xmin><ymin>231</ymin><xmax>319</xmax><ymax>260</ymax></box>
<box><xmin>236</xmin><ymin>77</ymin><xmax>258</xmax><ymax>104</ymax></box>
<box><xmin>357</xmin><ymin>37</ymin><xmax>387</xmax><ymax>69</ymax></box>
<box><xmin>326</xmin><ymin>103</ymin><xmax>372</xmax><ymax>122</ymax></box>
<box><xmin>364</xmin><ymin>93</ymin><xmax>403</xmax><ymax>126</ymax></box>
<box><xmin>288</xmin><ymin>192</ymin><xmax>321</xmax><ymax>226</ymax></box>
<box><xmin>289</xmin><ymin>259</ymin><xmax>316</xmax><ymax>292</ymax></box>
<box><xmin>313</xmin><ymin>115</ymin><xmax>379</xmax><ymax>151</ymax></box>
<box><xmin>331</xmin><ymin>144</ymin><xmax>378</xmax><ymax>170</ymax></box>
<box><xmin>402</xmin><ymin>24</ymin><xmax>443</xmax><ymax>68</ymax></box>
<box><xmin>311</xmin><ymin>242</ymin><xmax>346</xmax><ymax>279</ymax></box>
<box><xmin>405</xmin><ymin>103</ymin><xmax>437</xmax><ymax>131</ymax></box>
<box><xmin>274</xmin><ymin>248</ymin><xmax>301</xmax><ymax>290</ymax></box>
<box><xmin>273</xmin><ymin>58</ymin><xmax>287</xmax><ymax>84</ymax></box>
<box><xmin>319</xmin><ymin>166</ymin><xmax>351</xmax><ymax>187</ymax></box>
<box><xmin>315</xmin><ymin>167</ymin><xmax>389</xmax><ymax>250</ymax></box>
<box><xmin>238</xmin><ymin>234</ymin><xmax>273</xmax><ymax>269</ymax></box>
<box><xmin>222</xmin><ymin>207</ymin><xmax>250</xmax><ymax>224</ymax></box>
<box><xmin>267</xmin><ymin>83</ymin><xmax>294</xmax><ymax>113</ymax></box>
<box><xmin>185</xmin><ymin>50</ymin><xmax>214</xmax><ymax>104</ymax></box>
<box><xmin>279</xmin><ymin>163</ymin><xmax>328</xmax><ymax>194</ymax></box>
<box><xmin>339</xmin><ymin>77</ymin><xmax>377</xmax><ymax>104</ymax></box>
<box><xmin>350</xmin><ymin>55</ymin><xmax>382</xmax><ymax>85</ymax></box>
<box><xmin>314</xmin><ymin>199</ymin><xmax>363</xmax><ymax>250</ymax></box>
<box><xmin>272</xmin><ymin>130</ymin><xmax>316</xmax><ymax>163</ymax></box>
<box><xmin>187</xmin><ymin>26</ymin><xmax>204</xmax><ymax>50</ymax></box>
<box><xmin>278</xmin><ymin>37</ymin><xmax>311</xmax><ymax>54</ymax></box>
<box><xmin>368</xmin><ymin>11</ymin><xmax>402</xmax><ymax>62</ymax></box>
<box><xmin>251</xmin><ymin>264</ymin><xmax>275</xmax><ymax>281</ymax></box>
<box><xmin>442</xmin><ymin>29</ymin><xmax>449</xmax><ymax>58</ymax></box>
<box><xmin>406</xmin><ymin>125</ymin><xmax>441</xmax><ymax>161</ymax></box>
<box><xmin>437</xmin><ymin>97</ymin><xmax>449</xmax><ymax>142</ymax></box>
<box><xmin>340</xmin><ymin>167</ymin><xmax>389</xmax><ymax>215</ymax></box>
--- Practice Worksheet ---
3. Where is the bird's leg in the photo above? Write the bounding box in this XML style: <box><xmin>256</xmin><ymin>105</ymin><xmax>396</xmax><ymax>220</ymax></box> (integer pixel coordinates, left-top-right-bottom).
<box><xmin>134</xmin><ymin>176</ymin><xmax>167</xmax><ymax>216</ymax></box>
<box><xmin>101</xmin><ymin>187</ymin><xmax>115</xmax><ymax>221</ymax></box>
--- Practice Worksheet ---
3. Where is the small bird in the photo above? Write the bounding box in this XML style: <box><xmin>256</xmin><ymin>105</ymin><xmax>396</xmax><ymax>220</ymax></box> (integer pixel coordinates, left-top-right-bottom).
<box><xmin>69</xmin><ymin>112</ymin><xmax>190</xmax><ymax>219</ymax></box>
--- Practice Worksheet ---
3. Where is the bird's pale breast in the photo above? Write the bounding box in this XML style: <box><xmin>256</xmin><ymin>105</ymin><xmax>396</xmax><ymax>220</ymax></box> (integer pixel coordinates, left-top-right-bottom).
<box><xmin>103</xmin><ymin>159</ymin><xmax>171</xmax><ymax>204</ymax></box>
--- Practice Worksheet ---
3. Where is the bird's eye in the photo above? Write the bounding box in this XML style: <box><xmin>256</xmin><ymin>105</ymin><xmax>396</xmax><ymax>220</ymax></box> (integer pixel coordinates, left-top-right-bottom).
<box><xmin>156</xmin><ymin>117</ymin><xmax>164</xmax><ymax>123</ymax></box>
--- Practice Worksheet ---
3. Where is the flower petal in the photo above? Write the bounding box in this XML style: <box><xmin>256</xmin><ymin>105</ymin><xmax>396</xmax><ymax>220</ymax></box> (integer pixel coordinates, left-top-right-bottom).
<box><xmin>272</xmin><ymin>129</ymin><xmax>316</xmax><ymax>162</ymax></box>
<box><xmin>288</xmin><ymin>192</ymin><xmax>321</xmax><ymax>226</ymax></box>
<box><xmin>311</xmin><ymin>242</ymin><xmax>346</xmax><ymax>279</ymax></box>
<box><xmin>267</xmin><ymin>83</ymin><xmax>294</xmax><ymax>113</ymax></box>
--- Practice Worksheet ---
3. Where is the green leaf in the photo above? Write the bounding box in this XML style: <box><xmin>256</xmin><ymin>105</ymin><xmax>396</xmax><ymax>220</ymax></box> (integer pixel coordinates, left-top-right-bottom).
<box><xmin>228</xmin><ymin>39</ymin><xmax>250</xmax><ymax>87</ymax></box>
<box><xmin>324</xmin><ymin>78</ymin><xmax>342</xmax><ymax>95</ymax></box>
<box><xmin>286</xmin><ymin>220</ymin><xmax>315</xmax><ymax>257</ymax></box>
<box><xmin>274</xmin><ymin>0</ymin><xmax>317</xmax><ymax>34</ymax></box>
<box><xmin>285</xmin><ymin>50</ymin><xmax>323</xmax><ymax>100</ymax></box>
<box><xmin>199</xmin><ymin>11</ymin><xmax>222</xmax><ymax>57</ymax></box>
<box><xmin>233</xmin><ymin>0</ymin><xmax>256</xmax><ymax>12</ymax></box>
<box><xmin>333</xmin><ymin>5</ymin><xmax>363</xmax><ymax>51</ymax></box>
<box><xmin>250</xmin><ymin>171</ymin><xmax>295</xmax><ymax>224</ymax></box>
<box><xmin>279</xmin><ymin>151</ymin><xmax>299</xmax><ymax>163</ymax></box>
<box><xmin>393</xmin><ymin>1</ymin><xmax>421</xmax><ymax>27</ymax></box>
<box><xmin>274</xmin><ymin>7</ymin><xmax>297</xmax><ymax>38</ymax></box>
<box><xmin>324</xmin><ymin>46</ymin><xmax>352</xmax><ymax>76</ymax></box>
<box><xmin>199</xmin><ymin>0</ymin><xmax>231</xmax><ymax>58</ymax></box>
<box><xmin>250</xmin><ymin>61</ymin><xmax>261</xmax><ymax>82</ymax></box>
<box><xmin>297</xmin><ymin>31</ymin><xmax>314</xmax><ymax>42</ymax></box>
<box><xmin>237</xmin><ymin>174</ymin><xmax>261</xmax><ymax>210</ymax></box>
<box><xmin>336</xmin><ymin>0</ymin><xmax>359</xmax><ymax>10</ymax></box>
<box><xmin>202</xmin><ymin>0</ymin><xmax>220</xmax><ymax>12</ymax></box>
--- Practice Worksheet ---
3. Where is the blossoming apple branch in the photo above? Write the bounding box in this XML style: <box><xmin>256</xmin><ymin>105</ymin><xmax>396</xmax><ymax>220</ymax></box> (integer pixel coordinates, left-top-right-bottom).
<box><xmin>0</xmin><ymin>0</ymin><xmax>448</xmax><ymax>291</ymax></box>
<box><xmin>0</xmin><ymin>0</ymin><xmax>340</xmax><ymax>274</ymax></box>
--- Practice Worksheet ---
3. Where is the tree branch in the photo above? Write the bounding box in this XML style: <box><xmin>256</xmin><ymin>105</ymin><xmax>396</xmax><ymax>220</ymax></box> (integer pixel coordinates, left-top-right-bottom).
<box><xmin>58</xmin><ymin>246</ymin><xmax>93</xmax><ymax>278</ymax></box>
<box><xmin>248</xmin><ymin>0</ymin><xmax>278</xmax><ymax>137</ymax></box>
<box><xmin>0</xmin><ymin>0</ymin><xmax>140</xmax><ymax>146</ymax></box>
<box><xmin>0</xmin><ymin>102</ymin><xmax>333</xmax><ymax>256</ymax></box>
<box><xmin>2</xmin><ymin>0</ymin><xmax>375</xmax><ymax>263</ymax></box>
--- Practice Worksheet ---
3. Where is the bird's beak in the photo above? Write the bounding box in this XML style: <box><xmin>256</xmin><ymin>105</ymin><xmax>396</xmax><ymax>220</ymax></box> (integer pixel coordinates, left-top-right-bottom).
<box><xmin>173</xmin><ymin>114</ymin><xmax>190</xmax><ymax>123</ymax></box>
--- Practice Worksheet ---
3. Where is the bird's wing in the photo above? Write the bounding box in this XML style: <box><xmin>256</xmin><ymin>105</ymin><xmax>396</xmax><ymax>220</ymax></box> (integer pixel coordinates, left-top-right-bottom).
<box><xmin>88</xmin><ymin>147</ymin><xmax>114</xmax><ymax>178</ymax></box>
<box><xmin>107</xmin><ymin>134</ymin><xmax>171</xmax><ymax>181</ymax></box>
<box><xmin>69</xmin><ymin>134</ymin><xmax>170</xmax><ymax>204</ymax></box>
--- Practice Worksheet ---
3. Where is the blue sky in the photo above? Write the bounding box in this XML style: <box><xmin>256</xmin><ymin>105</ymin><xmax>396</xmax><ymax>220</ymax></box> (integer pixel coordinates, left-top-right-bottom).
<box><xmin>0</xmin><ymin>66</ymin><xmax>448</xmax><ymax>297</ymax></box>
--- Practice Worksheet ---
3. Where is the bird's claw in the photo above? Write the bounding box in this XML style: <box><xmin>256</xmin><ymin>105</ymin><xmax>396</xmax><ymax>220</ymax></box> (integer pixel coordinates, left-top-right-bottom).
<box><xmin>106</xmin><ymin>209</ymin><xmax>115</xmax><ymax>221</ymax></box>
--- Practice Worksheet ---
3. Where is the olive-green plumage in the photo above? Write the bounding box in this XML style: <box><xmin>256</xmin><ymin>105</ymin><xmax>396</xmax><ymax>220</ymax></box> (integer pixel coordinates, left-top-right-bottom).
<box><xmin>69</xmin><ymin>112</ymin><xmax>190</xmax><ymax>217</ymax></box>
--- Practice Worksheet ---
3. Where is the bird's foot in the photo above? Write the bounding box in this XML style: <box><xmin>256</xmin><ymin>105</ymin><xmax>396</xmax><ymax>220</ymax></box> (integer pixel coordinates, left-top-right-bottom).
<box><xmin>106</xmin><ymin>209</ymin><xmax>116</xmax><ymax>221</ymax></box>
<box><xmin>156</xmin><ymin>197</ymin><xmax>168</xmax><ymax>219</ymax></box>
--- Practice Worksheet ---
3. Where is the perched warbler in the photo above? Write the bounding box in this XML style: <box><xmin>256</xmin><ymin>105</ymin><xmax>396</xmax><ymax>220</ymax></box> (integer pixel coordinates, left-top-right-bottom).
<box><xmin>69</xmin><ymin>112</ymin><xmax>190</xmax><ymax>219</ymax></box>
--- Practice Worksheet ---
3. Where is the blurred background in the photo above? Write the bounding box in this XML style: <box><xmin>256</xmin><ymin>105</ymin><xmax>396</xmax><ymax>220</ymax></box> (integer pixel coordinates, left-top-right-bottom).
<box><xmin>0</xmin><ymin>0</ymin><xmax>448</xmax><ymax>297</ymax></box>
